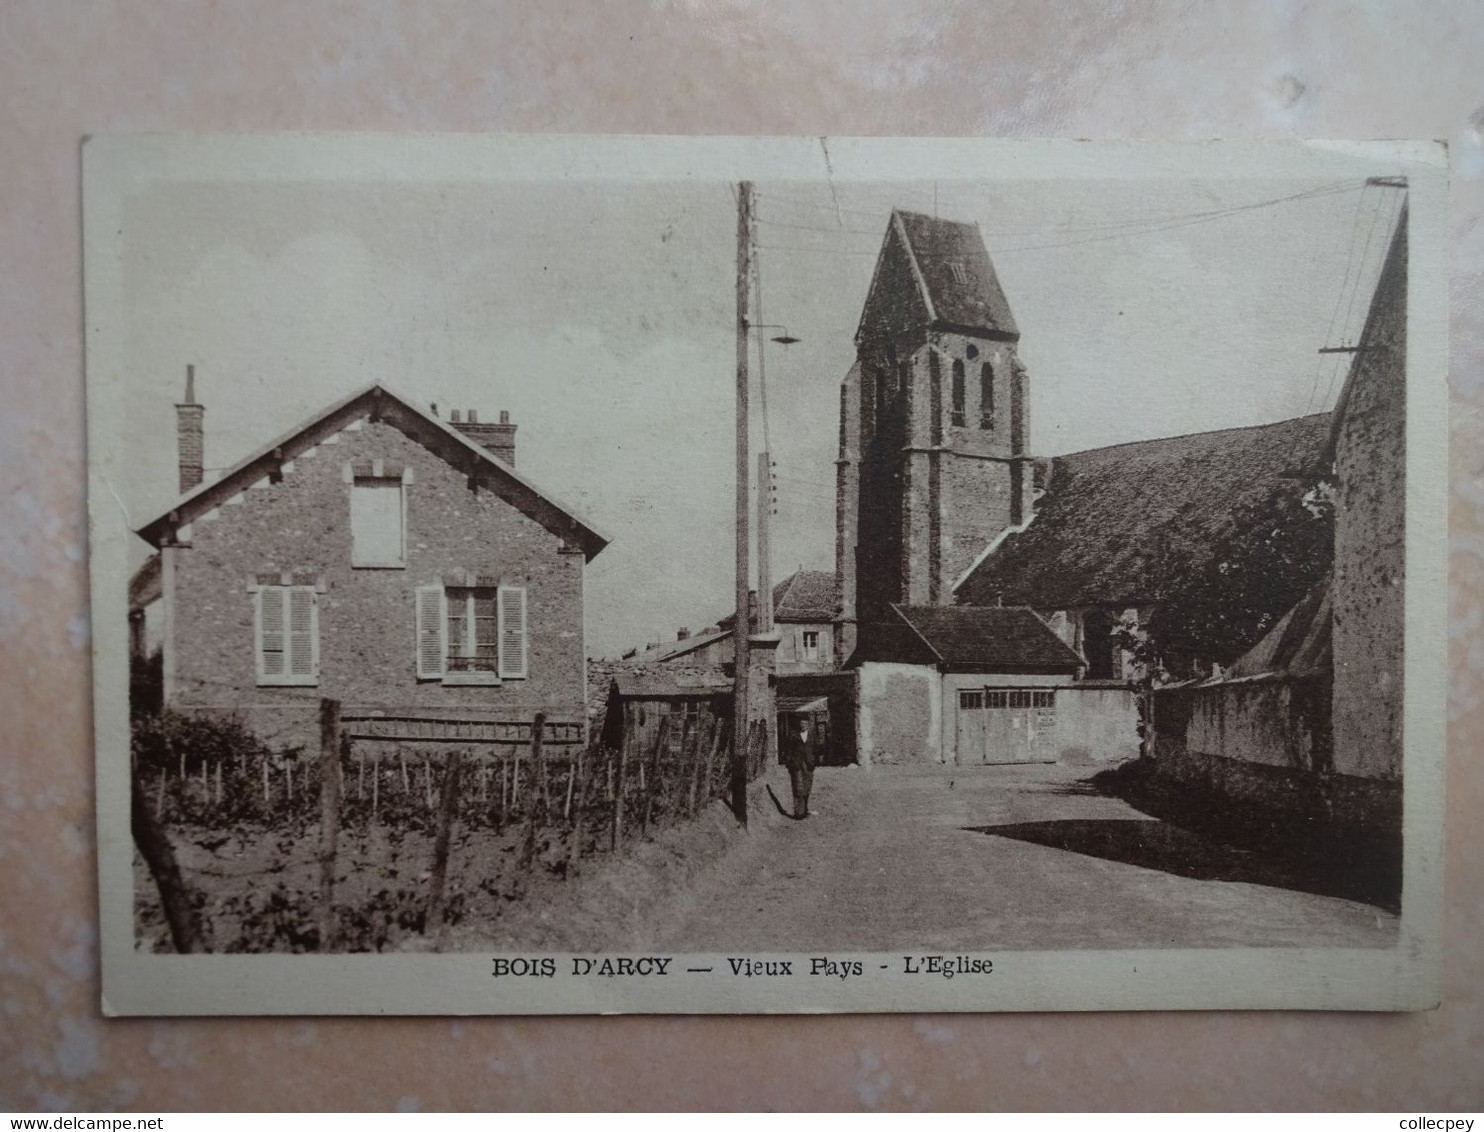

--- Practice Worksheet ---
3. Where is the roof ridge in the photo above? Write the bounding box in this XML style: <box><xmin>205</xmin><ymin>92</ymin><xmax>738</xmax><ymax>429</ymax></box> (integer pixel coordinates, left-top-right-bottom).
<box><xmin>1050</xmin><ymin>411</ymin><xmax>1332</xmax><ymax>464</ymax></box>
<box><xmin>774</xmin><ymin>570</ymin><xmax>800</xmax><ymax>606</ymax></box>
<box><xmin>891</xmin><ymin>211</ymin><xmax>939</xmax><ymax>325</ymax></box>
<box><xmin>892</xmin><ymin>207</ymin><xmax>975</xmax><ymax>227</ymax></box>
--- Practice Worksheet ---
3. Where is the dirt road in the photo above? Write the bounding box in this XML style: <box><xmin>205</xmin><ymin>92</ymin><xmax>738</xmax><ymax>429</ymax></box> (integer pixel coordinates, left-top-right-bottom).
<box><xmin>654</xmin><ymin>761</ymin><xmax>1398</xmax><ymax>952</ymax></box>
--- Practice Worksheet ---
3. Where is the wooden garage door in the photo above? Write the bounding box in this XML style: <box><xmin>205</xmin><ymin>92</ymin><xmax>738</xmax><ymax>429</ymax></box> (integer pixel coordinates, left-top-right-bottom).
<box><xmin>956</xmin><ymin>689</ymin><xmax>1059</xmax><ymax>764</ymax></box>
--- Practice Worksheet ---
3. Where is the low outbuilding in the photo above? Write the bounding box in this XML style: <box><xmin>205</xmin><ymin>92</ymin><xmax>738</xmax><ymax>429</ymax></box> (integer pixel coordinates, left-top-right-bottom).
<box><xmin>849</xmin><ymin>604</ymin><xmax>1135</xmax><ymax>766</ymax></box>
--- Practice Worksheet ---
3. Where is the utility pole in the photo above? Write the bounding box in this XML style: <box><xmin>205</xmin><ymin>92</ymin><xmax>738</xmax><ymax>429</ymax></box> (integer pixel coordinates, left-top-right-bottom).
<box><xmin>753</xmin><ymin>240</ymin><xmax>774</xmax><ymax>637</ymax></box>
<box><xmin>731</xmin><ymin>180</ymin><xmax>754</xmax><ymax>826</ymax></box>
<box><xmin>756</xmin><ymin>451</ymin><xmax>774</xmax><ymax>634</ymax></box>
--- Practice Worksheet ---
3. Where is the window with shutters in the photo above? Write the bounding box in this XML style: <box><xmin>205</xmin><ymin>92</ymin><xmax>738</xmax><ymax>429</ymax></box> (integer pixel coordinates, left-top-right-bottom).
<box><xmin>446</xmin><ymin>587</ymin><xmax>499</xmax><ymax>677</ymax></box>
<box><xmin>255</xmin><ymin>585</ymin><xmax>319</xmax><ymax>686</ymax></box>
<box><xmin>800</xmin><ymin>629</ymin><xmax>820</xmax><ymax>662</ymax></box>
<box><xmin>351</xmin><ymin>477</ymin><xmax>405</xmax><ymax>567</ymax></box>
<box><xmin>415</xmin><ymin>583</ymin><xmax>528</xmax><ymax>684</ymax></box>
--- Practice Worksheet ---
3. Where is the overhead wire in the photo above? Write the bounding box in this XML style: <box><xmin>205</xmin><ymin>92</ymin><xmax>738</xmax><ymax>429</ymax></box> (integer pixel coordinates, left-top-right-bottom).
<box><xmin>755</xmin><ymin>176</ymin><xmax>1401</xmax><ymax>481</ymax></box>
<box><xmin>1304</xmin><ymin>184</ymin><xmax>1372</xmax><ymax>414</ymax></box>
<box><xmin>761</xmin><ymin>181</ymin><xmax>1366</xmax><ymax>260</ymax></box>
<box><xmin>758</xmin><ymin>180</ymin><xmax>1361</xmax><ymax>241</ymax></box>
<box><xmin>761</xmin><ymin>191</ymin><xmax>1236</xmax><ymax>237</ymax></box>
<box><xmin>1317</xmin><ymin>188</ymin><xmax>1407</xmax><ymax>411</ymax></box>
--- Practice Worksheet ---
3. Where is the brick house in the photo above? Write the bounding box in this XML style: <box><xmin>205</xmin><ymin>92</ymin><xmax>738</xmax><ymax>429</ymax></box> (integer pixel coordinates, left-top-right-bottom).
<box><xmin>132</xmin><ymin>376</ymin><xmax>608</xmax><ymax>750</ymax></box>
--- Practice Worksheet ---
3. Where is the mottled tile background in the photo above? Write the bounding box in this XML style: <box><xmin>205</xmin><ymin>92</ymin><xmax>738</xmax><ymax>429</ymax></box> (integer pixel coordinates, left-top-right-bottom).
<box><xmin>2</xmin><ymin>0</ymin><xmax>1482</xmax><ymax>1111</ymax></box>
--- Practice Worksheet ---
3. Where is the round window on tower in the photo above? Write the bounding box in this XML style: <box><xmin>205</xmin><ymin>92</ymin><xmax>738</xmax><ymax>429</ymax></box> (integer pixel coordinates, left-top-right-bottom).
<box><xmin>966</xmin><ymin>344</ymin><xmax>979</xmax><ymax>360</ymax></box>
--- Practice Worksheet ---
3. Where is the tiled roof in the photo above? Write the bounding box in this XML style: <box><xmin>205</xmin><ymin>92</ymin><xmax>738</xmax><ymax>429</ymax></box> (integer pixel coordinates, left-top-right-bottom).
<box><xmin>956</xmin><ymin>413</ymin><xmax>1333</xmax><ymax>610</ymax></box>
<box><xmin>854</xmin><ymin>605</ymin><xmax>1082</xmax><ymax>671</ymax></box>
<box><xmin>772</xmin><ymin>569</ymin><xmax>841</xmax><ymax>622</ymax></box>
<box><xmin>611</xmin><ymin>668</ymin><xmax>733</xmax><ymax>698</ymax></box>
<box><xmin>845</xmin><ymin>610</ymin><xmax>940</xmax><ymax>667</ymax></box>
<box><xmin>624</xmin><ymin>626</ymin><xmax>731</xmax><ymax>665</ymax></box>
<box><xmin>895</xmin><ymin>210</ymin><xmax>1019</xmax><ymax>337</ymax></box>
<box><xmin>718</xmin><ymin>569</ymin><xmax>841</xmax><ymax>630</ymax></box>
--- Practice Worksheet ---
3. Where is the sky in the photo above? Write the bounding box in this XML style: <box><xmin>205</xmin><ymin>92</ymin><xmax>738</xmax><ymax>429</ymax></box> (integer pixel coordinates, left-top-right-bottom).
<box><xmin>117</xmin><ymin>171</ymin><xmax>1406</xmax><ymax>656</ymax></box>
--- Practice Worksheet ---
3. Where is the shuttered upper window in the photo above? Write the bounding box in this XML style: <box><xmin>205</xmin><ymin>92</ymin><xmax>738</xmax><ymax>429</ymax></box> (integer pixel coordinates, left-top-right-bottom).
<box><xmin>415</xmin><ymin>583</ymin><xmax>528</xmax><ymax>683</ymax></box>
<box><xmin>351</xmin><ymin>478</ymin><xmax>405</xmax><ymax>567</ymax></box>
<box><xmin>800</xmin><ymin>629</ymin><xmax>820</xmax><ymax>661</ymax></box>
<box><xmin>256</xmin><ymin>585</ymin><xmax>319</xmax><ymax>686</ymax></box>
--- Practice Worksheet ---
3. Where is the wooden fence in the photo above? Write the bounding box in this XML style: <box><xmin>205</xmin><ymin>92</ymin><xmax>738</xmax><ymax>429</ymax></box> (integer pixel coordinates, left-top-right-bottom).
<box><xmin>136</xmin><ymin>699</ymin><xmax>772</xmax><ymax>952</ymax></box>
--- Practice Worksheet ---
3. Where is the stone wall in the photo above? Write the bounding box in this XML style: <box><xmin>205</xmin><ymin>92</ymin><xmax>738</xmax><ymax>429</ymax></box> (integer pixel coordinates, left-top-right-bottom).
<box><xmin>834</xmin><ymin>361</ymin><xmax>861</xmax><ymax>660</ymax></box>
<box><xmin>1151</xmin><ymin>675</ymin><xmax>1400</xmax><ymax>831</ymax></box>
<box><xmin>1331</xmin><ymin>210</ymin><xmax>1407</xmax><ymax>782</ymax></box>
<box><xmin>856</xmin><ymin>661</ymin><xmax>941</xmax><ymax>764</ymax></box>
<box><xmin>1050</xmin><ymin>685</ymin><xmax>1141</xmax><ymax>764</ymax></box>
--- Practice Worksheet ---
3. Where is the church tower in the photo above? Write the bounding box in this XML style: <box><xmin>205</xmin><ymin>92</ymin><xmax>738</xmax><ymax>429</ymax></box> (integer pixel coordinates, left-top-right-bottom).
<box><xmin>836</xmin><ymin>209</ymin><xmax>1033</xmax><ymax>654</ymax></box>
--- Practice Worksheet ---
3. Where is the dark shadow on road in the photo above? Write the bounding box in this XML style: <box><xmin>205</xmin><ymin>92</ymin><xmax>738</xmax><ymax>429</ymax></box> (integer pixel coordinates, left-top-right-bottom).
<box><xmin>967</xmin><ymin>759</ymin><xmax>1401</xmax><ymax>912</ymax></box>
<box><xmin>964</xmin><ymin>818</ymin><xmax>1393</xmax><ymax>908</ymax></box>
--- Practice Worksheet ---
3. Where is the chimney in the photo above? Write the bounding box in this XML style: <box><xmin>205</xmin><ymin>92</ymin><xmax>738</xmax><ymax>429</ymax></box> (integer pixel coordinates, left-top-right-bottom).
<box><xmin>451</xmin><ymin>407</ymin><xmax>517</xmax><ymax>467</ymax></box>
<box><xmin>677</xmin><ymin>627</ymin><xmax>690</xmax><ymax>641</ymax></box>
<box><xmin>176</xmin><ymin>364</ymin><xmax>205</xmax><ymax>493</ymax></box>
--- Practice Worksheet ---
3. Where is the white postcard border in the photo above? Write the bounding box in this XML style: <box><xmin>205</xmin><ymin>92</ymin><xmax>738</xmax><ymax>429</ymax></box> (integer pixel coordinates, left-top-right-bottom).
<box><xmin>85</xmin><ymin>134</ymin><xmax>1448</xmax><ymax>1016</ymax></box>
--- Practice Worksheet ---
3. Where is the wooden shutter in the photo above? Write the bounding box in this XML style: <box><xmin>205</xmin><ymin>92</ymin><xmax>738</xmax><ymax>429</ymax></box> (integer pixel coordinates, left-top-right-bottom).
<box><xmin>288</xmin><ymin>588</ymin><xmax>317</xmax><ymax>679</ymax></box>
<box><xmin>497</xmin><ymin>585</ymin><xmax>527</xmax><ymax>679</ymax></box>
<box><xmin>257</xmin><ymin>587</ymin><xmax>286</xmax><ymax>679</ymax></box>
<box><xmin>416</xmin><ymin>585</ymin><xmax>447</xmax><ymax>679</ymax></box>
<box><xmin>351</xmin><ymin>480</ymin><xmax>404</xmax><ymax>567</ymax></box>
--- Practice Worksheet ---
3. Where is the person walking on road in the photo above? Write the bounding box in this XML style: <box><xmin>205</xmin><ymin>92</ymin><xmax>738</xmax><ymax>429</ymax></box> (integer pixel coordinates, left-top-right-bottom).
<box><xmin>780</xmin><ymin>713</ymin><xmax>816</xmax><ymax>819</ymax></box>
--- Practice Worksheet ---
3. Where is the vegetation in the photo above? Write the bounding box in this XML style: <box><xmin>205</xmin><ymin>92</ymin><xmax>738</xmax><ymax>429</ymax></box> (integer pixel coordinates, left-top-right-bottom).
<box><xmin>1127</xmin><ymin>479</ymin><xmax>1334</xmax><ymax>682</ymax></box>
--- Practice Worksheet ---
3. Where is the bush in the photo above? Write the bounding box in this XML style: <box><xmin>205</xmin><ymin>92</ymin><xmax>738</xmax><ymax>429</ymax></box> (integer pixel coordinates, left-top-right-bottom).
<box><xmin>131</xmin><ymin>708</ymin><xmax>305</xmax><ymax>824</ymax></box>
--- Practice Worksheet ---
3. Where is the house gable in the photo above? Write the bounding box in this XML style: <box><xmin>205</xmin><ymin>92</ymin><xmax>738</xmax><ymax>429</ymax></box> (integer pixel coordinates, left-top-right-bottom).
<box><xmin>136</xmin><ymin>383</ymin><xmax>608</xmax><ymax>561</ymax></box>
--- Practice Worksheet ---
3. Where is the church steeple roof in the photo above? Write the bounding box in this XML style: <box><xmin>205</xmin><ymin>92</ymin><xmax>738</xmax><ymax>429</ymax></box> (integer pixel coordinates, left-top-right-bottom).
<box><xmin>891</xmin><ymin>209</ymin><xmax>1019</xmax><ymax>338</ymax></box>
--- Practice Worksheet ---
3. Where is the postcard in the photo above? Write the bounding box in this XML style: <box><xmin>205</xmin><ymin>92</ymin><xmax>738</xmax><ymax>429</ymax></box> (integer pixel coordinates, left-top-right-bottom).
<box><xmin>85</xmin><ymin>134</ymin><xmax>1447</xmax><ymax>1014</ymax></box>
